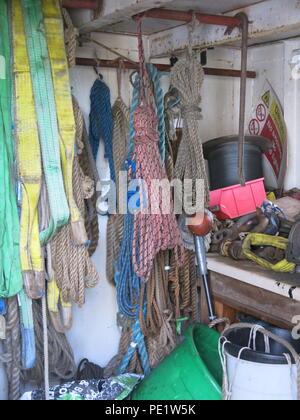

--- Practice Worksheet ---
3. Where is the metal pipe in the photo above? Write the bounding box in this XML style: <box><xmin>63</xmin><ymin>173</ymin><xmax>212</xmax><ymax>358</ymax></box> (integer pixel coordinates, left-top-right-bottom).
<box><xmin>237</xmin><ymin>12</ymin><xmax>249</xmax><ymax>187</ymax></box>
<box><xmin>61</xmin><ymin>0</ymin><xmax>98</xmax><ymax>10</ymax></box>
<box><xmin>194</xmin><ymin>237</ymin><xmax>217</xmax><ymax>322</ymax></box>
<box><xmin>75</xmin><ymin>57</ymin><xmax>256</xmax><ymax>79</ymax></box>
<box><xmin>140</xmin><ymin>8</ymin><xmax>241</xmax><ymax>28</ymax></box>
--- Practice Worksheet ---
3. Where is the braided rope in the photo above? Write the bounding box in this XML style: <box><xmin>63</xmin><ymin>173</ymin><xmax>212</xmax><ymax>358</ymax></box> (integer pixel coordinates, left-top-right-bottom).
<box><xmin>51</xmin><ymin>154</ymin><xmax>99</xmax><ymax>308</ymax></box>
<box><xmin>132</xmin><ymin>18</ymin><xmax>183</xmax><ymax>283</ymax></box>
<box><xmin>89</xmin><ymin>77</ymin><xmax>116</xmax><ymax>183</ymax></box>
<box><xmin>3</xmin><ymin>298</ymin><xmax>21</xmax><ymax>401</ymax></box>
<box><xmin>61</xmin><ymin>8</ymin><xmax>78</xmax><ymax>68</ymax></box>
<box><xmin>49</xmin><ymin>99</ymin><xmax>99</xmax><ymax>311</ymax></box>
<box><xmin>106</xmin><ymin>89</ymin><xmax>130</xmax><ymax>284</ymax></box>
<box><xmin>170</xmin><ymin>55</ymin><xmax>210</xmax><ymax>207</ymax></box>
<box><xmin>73</xmin><ymin>97</ymin><xmax>100</xmax><ymax>257</ymax></box>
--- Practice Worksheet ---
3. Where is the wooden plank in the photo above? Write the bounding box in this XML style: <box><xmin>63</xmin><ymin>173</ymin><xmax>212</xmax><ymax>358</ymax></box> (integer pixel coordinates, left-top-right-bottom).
<box><xmin>210</xmin><ymin>271</ymin><xmax>300</xmax><ymax>329</ymax></box>
<box><xmin>79</xmin><ymin>0</ymin><xmax>175</xmax><ymax>33</ymax></box>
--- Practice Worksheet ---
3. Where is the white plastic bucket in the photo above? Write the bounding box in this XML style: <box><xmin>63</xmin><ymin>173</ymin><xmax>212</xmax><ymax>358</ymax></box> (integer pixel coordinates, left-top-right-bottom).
<box><xmin>221</xmin><ymin>324</ymin><xmax>300</xmax><ymax>401</ymax></box>
<box><xmin>225</xmin><ymin>352</ymin><xmax>297</xmax><ymax>400</ymax></box>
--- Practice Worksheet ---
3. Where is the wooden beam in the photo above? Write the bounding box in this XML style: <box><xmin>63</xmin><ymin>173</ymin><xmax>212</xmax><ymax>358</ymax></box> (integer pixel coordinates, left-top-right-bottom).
<box><xmin>75</xmin><ymin>57</ymin><xmax>257</xmax><ymax>79</ymax></box>
<box><xmin>209</xmin><ymin>271</ymin><xmax>300</xmax><ymax>329</ymax></box>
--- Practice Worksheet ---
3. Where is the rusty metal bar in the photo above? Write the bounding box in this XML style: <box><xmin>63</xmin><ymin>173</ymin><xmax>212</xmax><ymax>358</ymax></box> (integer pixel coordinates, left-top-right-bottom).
<box><xmin>237</xmin><ymin>12</ymin><xmax>249</xmax><ymax>187</ymax></box>
<box><xmin>61</xmin><ymin>0</ymin><xmax>98</xmax><ymax>10</ymax></box>
<box><xmin>140</xmin><ymin>8</ymin><xmax>241</xmax><ymax>28</ymax></box>
<box><xmin>75</xmin><ymin>57</ymin><xmax>256</xmax><ymax>79</ymax></box>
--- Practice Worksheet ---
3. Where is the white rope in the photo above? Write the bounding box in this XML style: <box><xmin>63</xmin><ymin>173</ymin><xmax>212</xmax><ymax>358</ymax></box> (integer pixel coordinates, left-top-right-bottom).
<box><xmin>219</xmin><ymin>336</ymin><xmax>250</xmax><ymax>401</ymax></box>
<box><xmin>284</xmin><ymin>353</ymin><xmax>297</xmax><ymax>401</ymax></box>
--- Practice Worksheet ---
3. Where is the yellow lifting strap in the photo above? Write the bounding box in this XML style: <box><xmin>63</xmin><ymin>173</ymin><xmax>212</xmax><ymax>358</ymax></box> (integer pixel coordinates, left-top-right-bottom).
<box><xmin>243</xmin><ymin>233</ymin><xmax>296</xmax><ymax>273</ymax></box>
<box><xmin>12</xmin><ymin>1</ymin><xmax>45</xmax><ymax>299</ymax></box>
<box><xmin>47</xmin><ymin>279</ymin><xmax>73</xmax><ymax>334</ymax></box>
<box><xmin>42</xmin><ymin>0</ymin><xmax>87</xmax><ymax>245</ymax></box>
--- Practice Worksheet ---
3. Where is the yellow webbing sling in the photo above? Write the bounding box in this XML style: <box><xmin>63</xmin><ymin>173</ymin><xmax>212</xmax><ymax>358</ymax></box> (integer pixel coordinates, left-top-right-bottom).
<box><xmin>243</xmin><ymin>234</ymin><xmax>296</xmax><ymax>273</ymax></box>
<box><xmin>42</xmin><ymin>0</ymin><xmax>87</xmax><ymax>245</ymax></box>
<box><xmin>12</xmin><ymin>1</ymin><xmax>44</xmax><ymax>299</ymax></box>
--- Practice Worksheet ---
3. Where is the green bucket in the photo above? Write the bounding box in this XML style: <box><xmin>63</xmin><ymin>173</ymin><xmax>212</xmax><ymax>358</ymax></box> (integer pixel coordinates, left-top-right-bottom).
<box><xmin>132</xmin><ymin>324</ymin><xmax>222</xmax><ymax>401</ymax></box>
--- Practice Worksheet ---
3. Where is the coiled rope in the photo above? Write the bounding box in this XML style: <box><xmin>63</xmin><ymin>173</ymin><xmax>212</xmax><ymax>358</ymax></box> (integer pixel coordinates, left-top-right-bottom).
<box><xmin>170</xmin><ymin>54</ymin><xmax>210</xmax><ymax>207</ymax></box>
<box><xmin>129</xmin><ymin>65</ymin><xmax>166</xmax><ymax>163</ymax></box>
<box><xmin>49</xmin><ymin>115</ymin><xmax>99</xmax><ymax>313</ymax></box>
<box><xmin>73</xmin><ymin>97</ymin><xmax>100</xmax><ymax>257</ymax></box>
<box><xmin>61</xmin><ymin>7</ymin><xmax>78</xmax><ymax>68</ymax></box>
<box><xmin>89</xmin><ymin>75</ymin><xmax>116</xmax><ymax>183</ymax></box>
<box><xmin>106</xmin><ymin>64</ymin><xmax>130</xmax><ymax>285</ymax></box>
<box><xmin>132</xmin><ymin>17</ymin><xmax>183</xmax><ymax>283</ymax></box>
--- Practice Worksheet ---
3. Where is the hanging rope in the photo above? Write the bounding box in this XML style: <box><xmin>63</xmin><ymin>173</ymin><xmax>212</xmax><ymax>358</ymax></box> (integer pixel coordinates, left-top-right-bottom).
<box><xmin>106</xmin><ymin>63</ymin><xmax>130</xmax><ymax>285</ymax></box>
<box><xmin>170</xmin><ymin>54</ymin><xmax>210</xmax><ymax>208</ymax></box>
<box><xmin>2</xmin><ymin>298</ymin><xmax>22</xmax><ymax>401</ymax></box>
<box><xmin>89</xmin><ymin>75</ymin><xmax>116</xmax><ymax>183</ymax></box>
<box><xmin>129</xmin><ymin>65</ymin><xmax>166</xmax><ymax>163</ymax></box>
<box><xmin>132</xmin><ymin>17</ymin><xmax>183</xmax><ymax>283</ymax></box>
<box><xmin>73</xmin><ymin>97</ymin><xmax>100</xmax><ymax>257</ymax></box>
<box><xmin>61</xmin><ymin>7</ymin><xmax>78</xmax><ymax>68</ymax></box>
<box><xmin>49</xmin><ymin>140</ymin><xmax>99</xmax><ymax>310</ymax></box>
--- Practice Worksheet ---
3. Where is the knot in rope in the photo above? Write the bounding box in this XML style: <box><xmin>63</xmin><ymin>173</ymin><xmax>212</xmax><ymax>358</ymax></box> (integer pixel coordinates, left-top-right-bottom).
<box><xmin>181</xmin><ymin>104</ymin><xmax>202</xmax><ymax>120</ymax></box>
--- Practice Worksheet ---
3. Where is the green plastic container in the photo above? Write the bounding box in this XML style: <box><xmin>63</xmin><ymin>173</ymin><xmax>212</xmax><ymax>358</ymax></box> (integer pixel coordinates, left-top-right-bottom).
<box><xmin>132</xmin><ymin>324</ymin><xmax>222</xmax><ymax>401</ymax></box>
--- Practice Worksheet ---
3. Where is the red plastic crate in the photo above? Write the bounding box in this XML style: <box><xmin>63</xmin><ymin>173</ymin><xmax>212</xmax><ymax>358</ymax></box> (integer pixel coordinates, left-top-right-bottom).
<box><xmin>209</xmin><ymin>178</ymin><xmax>266</xmax><ymax>220</ymax></box>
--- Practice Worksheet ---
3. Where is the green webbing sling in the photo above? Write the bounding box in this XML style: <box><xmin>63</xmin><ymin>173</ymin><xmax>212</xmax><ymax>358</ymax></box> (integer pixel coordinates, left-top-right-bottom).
<box><xmin>0</xmin><ymin>0</ymin><xmax>23</xmax><ymax>298</ymax></box>
<box><xmin>21</xmin><ymin>0</ymin><xmax>70</xmax><ymax>244</ymax></box>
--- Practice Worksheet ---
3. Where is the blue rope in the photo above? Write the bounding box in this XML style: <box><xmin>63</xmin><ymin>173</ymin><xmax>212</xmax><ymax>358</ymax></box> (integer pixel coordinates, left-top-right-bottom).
<box><xmin>118</xmin><ymin>309</ymin><xmax>150</xmax><ymax>376</ymax></box>
<box><xmin>0</xmin><ymin>299</ymin><xmax>5</xmax><ymax>316</ymax></box>
<box><xmin>114</xmin><ymin>66</ymin><xmax>157</xmax><ymax>373</ymax></box>
<box><xmin>89</xmin><ymin>76</ymin><xmax>116</xmax><ymax>183</ymax></box>
<box><xmin>147</xmin><ymin>64</ymin><xmax>166</xmax><ymax>164</ymax></box>
<box><xmin>115</xmin><ymin>213</ymin><xmax>141</xmax><ymax>319</ymax></box>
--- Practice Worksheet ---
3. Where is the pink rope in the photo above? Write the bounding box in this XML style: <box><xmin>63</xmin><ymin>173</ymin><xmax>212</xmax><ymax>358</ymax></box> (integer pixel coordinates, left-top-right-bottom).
<box><xmin>132</xmin><ymin>17</ymin><xmax>183</xmax><ymax>283</ymax></box>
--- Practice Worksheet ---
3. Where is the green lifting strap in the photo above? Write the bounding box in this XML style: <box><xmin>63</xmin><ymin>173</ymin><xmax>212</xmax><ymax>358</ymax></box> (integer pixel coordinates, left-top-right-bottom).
<box><xmin>21</xmin><ymin>0</ymin><xmax>70</xmax><ymax>244</ymax></box>
<box><xmin>0</xmin><ymin>0</ymin><xmax>23</xmax><ymax>298</ymax></box>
